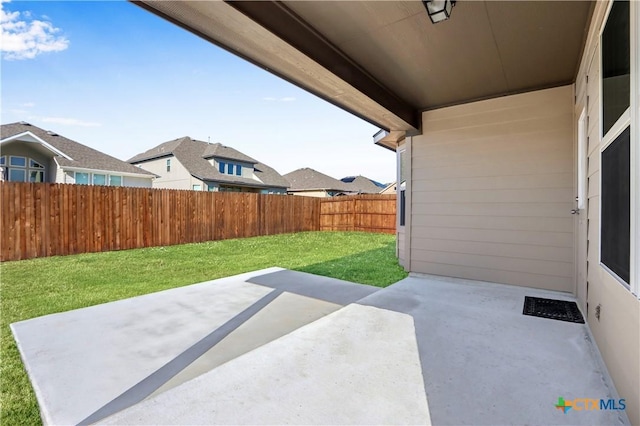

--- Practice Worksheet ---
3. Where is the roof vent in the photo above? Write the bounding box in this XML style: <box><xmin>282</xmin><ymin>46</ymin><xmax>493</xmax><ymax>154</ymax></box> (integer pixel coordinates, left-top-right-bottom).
<box><xmin>19</xmin><ymin>121</ymin><xmax>30</xmax><ymax>125</ymax></box>
<box><xmin>46</xmin><ymin>130</ymin><xmax>59</xmax><ymax>136</ymax></box>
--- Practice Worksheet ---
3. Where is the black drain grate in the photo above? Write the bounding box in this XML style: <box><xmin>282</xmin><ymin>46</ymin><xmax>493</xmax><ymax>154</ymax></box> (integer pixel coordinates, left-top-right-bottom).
<box><xmin>523</xmin><ymin>296</ymin><xmax>585</xmax><ymax>323</ymax></box>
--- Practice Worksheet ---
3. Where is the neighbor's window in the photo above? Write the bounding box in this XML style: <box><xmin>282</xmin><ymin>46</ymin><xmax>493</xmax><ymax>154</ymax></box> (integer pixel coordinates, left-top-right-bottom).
<box><xmin>75</xmin><ymin>172</ymin><xmax>90</xmax><ymax>185</ymax></box>
<box><xmin>166</xmin><ymin>158</ymin><xmax>171</xmax><ymax>172</ymax></box>
<box><xmin>602</xmin><ymin>0</ymin><xmax>630</xmax><ymax>136</ymax></box>
<box><xmin>29</xmin><ymin>159</ymin><xmax>44</xmax><ymax>169</ymax></box>
<box><xmin>192</xmin><ymin>184</ymin><xmax>202</xmax><ymax>191</ymax></box>
<box><xmin>235</xmin><ymin>165</ymin><xmax>242</xmax><ymax>176</ymax></box>
<box><xmin>227</xmin><ymin>163</ymin><xmax>234</xmax><ymax>175</ymax></box>
<box><xmin>93</xmin><ymin>174</ymin><xmax>107</xmax><ymax>186</ymax></box>
<box><xmin>9</xmin><ymin>169</ymin><xmax>26</xmax><ymax>182</ymax></box>
<box><xmin>9</xmin><ymin>156</ymin><xmax>26</xmax><ymax>167</ymax></box>
<box><xmin>218</xmin><ymin>161</ymin><xmax>226</xmax><ymax>173</ymax></box>
<box><xmin>0</xmin><ymin>156</ymin><xmax>5</xmax><ymax>166</ymax></box>
<box><xmin>109</xmin><ymin>175</ymin><xmax>122</xmax><ymax>186</ymax></box>
<box><xmin>601</xmin><ymin>127</ymin><xmax>630</xmax><ymax>284</ymax></box>
<box><xmin>29</xmin><ymin>170</ymin><xmax>44</xmax><ymax>183</ymax></box>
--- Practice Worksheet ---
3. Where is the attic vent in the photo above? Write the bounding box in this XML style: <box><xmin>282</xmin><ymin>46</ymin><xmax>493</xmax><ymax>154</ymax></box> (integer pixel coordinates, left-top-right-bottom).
<box><xmin>19</xmin><ymin>121</ymin><xmax>30</xmax><ymax>125</ymax></box>
<box><xmin>46</xmin><ymin>130</ymin><xmax>59</xmax><ymax>136</ymax></box>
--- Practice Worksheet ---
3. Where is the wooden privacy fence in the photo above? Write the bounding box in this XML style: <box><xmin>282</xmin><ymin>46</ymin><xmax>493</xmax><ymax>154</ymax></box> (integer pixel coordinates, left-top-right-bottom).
<box><xmin>0</xmin><ymin>183</ymin><xmax>396</xmax><ymax>261</ymax></box>
<box><xmin>0</xmin><ymin>182</ymin><xmax>319</xmax><ymax>261</ymax></box>
<box><xmin>320</xmin><ymin>194</ymin><xmax>396</xmax><ymax>234</ymax></box>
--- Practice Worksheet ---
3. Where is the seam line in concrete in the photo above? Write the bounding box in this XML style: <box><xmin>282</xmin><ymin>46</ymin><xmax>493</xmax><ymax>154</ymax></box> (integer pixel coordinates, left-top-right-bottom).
<box><xmin>78</xmin><ymin>289</ymin><xmax>283</xmax><ymax>426</ymax></box>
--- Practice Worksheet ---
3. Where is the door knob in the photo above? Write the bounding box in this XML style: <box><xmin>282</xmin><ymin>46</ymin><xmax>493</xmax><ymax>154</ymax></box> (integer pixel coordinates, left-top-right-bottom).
<box><xmin>571</xmin><ymin>209</ymin><xmax>580</xmax><ymax>215</ymax></box>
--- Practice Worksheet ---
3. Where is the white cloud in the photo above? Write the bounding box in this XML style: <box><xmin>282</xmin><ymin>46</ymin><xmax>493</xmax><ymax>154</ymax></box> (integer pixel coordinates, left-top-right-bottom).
<box><xmin>42</xmin><ymin>117</ymin><xmax>101</xmax><ymax>127</ymax></box>
<box><xmin>1</xmin><ymin>0</ymin><xmax>69</xmax><ymax>60</ymax></box>
<box><xmin>21</xmin><ymin>102</ymin><xmax>35</xmax><ymax>107</ymax></box>
<box><xmin>262</xmin><ymin>96</ymin><xmax>296</xmax><ymax>102</ymax></box>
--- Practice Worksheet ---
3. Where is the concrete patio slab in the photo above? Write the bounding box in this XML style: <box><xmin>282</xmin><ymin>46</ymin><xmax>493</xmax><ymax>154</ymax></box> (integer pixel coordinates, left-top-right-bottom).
<box><xmin>11</xmin><ymin>267</ymin><xmax>380</xmax><ymax>426</ymax></box>
<box><xmin>149</xmin><ymin>291</ymin><xmax>341</xmax><ymax>398</ymax></box>
<box><xmin>102</xmin><ymin>304</ymin><xmax>430</xmax><ymax>425</ymax></box>
<box><xmin>12</xmin><ymin>268</ymin><xmax>629</xmax><ymax>425</ymax></box>
<box><xmin>11</xmin><ymin>269</ymin><xmax>274</xmax><ymax>426</ymax></box>
<box><xmin>358</xmin><ymin>274</ymin><xmax>630</xmax><ymax>426</ymax></box>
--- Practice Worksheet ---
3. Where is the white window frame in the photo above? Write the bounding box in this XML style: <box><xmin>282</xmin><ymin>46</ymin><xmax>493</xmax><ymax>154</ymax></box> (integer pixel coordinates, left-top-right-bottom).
<box><xmin>598</xmin><ymin>0</ymin><xmax>639</xmax><ymax>296</ymax></box>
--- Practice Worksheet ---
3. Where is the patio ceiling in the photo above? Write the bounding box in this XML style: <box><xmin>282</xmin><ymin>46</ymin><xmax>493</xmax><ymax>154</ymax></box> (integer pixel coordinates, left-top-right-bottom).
<box><xmin>133</xmin><ymin>1</ymin><xmax>593</xmax><ymax>141</ymax></box>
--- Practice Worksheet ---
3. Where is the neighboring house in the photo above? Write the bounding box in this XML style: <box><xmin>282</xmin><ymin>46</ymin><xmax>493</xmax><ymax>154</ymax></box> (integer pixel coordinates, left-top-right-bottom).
<box><xmin>284</xmin><ymin>168</ymin><xmax>351</xmax><ymax>197</ymax></box>
<box><xmin>128</xmin><ymin>137</ymin><xmax>289</xmax><ymax>193</ymax></box>
<box><xmin>379</xmin><ymin>182</ymin><xmax>396</xmax><ymax>195</ymax></box>
<box><xmin>340</xmin><ymin>175</ymin><xmax>385</xmax><ymax>194</ymax></box>
<box><xmin>0</xmin><ymin>122</ymin><xmax>154</xmax><ymax>187</ymax></box>
<box><xmin>135</xmin><ymin>1</ymin><xmax>639</xmax><ymax>422</ymax></box>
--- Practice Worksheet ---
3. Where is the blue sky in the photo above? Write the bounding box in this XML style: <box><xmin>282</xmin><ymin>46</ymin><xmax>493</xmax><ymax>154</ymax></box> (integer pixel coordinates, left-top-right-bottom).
<box><xmin>1</xmin><ymin>0</ymin><xmax>395</xmax><ymax>182</ymax></box>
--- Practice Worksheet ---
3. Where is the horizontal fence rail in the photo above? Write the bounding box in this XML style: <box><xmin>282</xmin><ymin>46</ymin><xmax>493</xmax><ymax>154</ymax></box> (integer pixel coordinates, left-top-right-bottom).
<box><xmin>0</xmin><ymin>183</ymin><xmax>396</xmax><ymax>261</ymax></box>
<box><xmin>320</xmin><ymin>194</ymin><xmax>396</xmax><ymax>234</ymax></box>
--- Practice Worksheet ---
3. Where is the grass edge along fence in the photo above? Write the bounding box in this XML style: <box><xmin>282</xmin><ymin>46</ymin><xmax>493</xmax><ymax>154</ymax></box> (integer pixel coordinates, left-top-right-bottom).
<box><xmin>1</xmin><ymin>182</ymin><xmax>396</xmax><ymax>261</ymax></box>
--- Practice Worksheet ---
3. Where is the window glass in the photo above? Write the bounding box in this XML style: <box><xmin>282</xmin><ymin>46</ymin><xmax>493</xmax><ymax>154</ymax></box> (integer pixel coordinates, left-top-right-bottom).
<box><xmin>602</xmin><ymin>0</ymin><xmax>630</xmax><ymax>136</ymax></box>
<box><xmin>601</xmin><ymin>126</ymin><xmax>630</xmax><ymax>284</ymax></box>
<box><xmin>235</xmin><ymin>165</ymin><xmax>242</xmax><ymax>176</ymax></box>
<box><xmin>166</xmin><ymin>158</ymin><xmax>171</xmax><ymax>172</ymax></box>
<box><xmin>0</xmin><ymin>156</ymin><xmax>5</xmax><ymax>165</ymax></box>
<box><xmin>29</xmin><ymin>170</ymin><xmax>44</xmax><ymax>183</ymax></box>
<box><xmin>192</xmin><ymin>184</ymin><xmax>202</xmax><ymax>191</ymax></box>
<box><xmin>109</xmin><ymin>175</ymin><xmax>122</xmax><ymax>186</ymax></box>
<box><xmin>227</xmin><ymin>163</ymin><xmax>234</xmax><ymax>174</ymax></box>
<box><xmin>218</xmin><ymin>161</ymin><xmax>225</xmax><ymax>173</ymax></box>
<box><xmin>9</xmin><ymin>169</ymin><xmax>26</xmax><ymax>181</ymax></box>
<box><xmin>10</xmin><ymin>156</ymin><xmax>26</xmax><ymax>167</ymax></box>
<box><xmin>29</xmin><ymin>159</ymin><xmax>45</xmax><ymax>169</ymax></box>
<box><xmin>93</xmin><ymin>174</ymin><xmax>107</xmax><ymax>185</ymax></box>
<box><xmin>207</xmin><ymin>184</ymin><xmax>216</xmax><ymax>191</ymax></box>
<box><xmin>75</xmin><ymin>172</ymin><xmax>90</xmax><ymax>185</ymax></box>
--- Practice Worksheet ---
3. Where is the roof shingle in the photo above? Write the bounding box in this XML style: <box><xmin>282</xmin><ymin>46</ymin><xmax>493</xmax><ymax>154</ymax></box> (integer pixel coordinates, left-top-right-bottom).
<box><xmin>0</xmin><ymin>122</ymin><xmax>154</xmax><ymax>176</ymax></box>
<box><xmin>283</xmin><ymin>168</ymin><xmax>352</xmax><ymax>192</ymax></box>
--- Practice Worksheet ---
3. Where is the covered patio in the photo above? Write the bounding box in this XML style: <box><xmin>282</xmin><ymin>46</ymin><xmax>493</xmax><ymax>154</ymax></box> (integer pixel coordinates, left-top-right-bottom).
<box><xmin>12</xmin><ymin>269</ymin><xmax>628</xmax><ymax>425</ymax></box>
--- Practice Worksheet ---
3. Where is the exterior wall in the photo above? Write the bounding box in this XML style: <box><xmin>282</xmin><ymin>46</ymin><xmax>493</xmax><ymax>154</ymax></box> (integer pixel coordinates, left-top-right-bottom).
<box><xmin>211</xmin><ymin>158</ymin><xmax>256</xmax><ymax>180</ymax></box>
<box><xmin>409</xmin><ymin>86</ymin><xmax>575</xmax><ymax>292</ymax></box>
<box><xmin>135</xmin><ymin>156</ymin><xmax>195</xmax><ymax>189</ymax></box>
<box><xmin>123</xmin><ymin>176</ymin><xmax>153</xmax><ymax>188</ymax></box>
<box><xmin>574</xmin><ymin>1</ymin><xmax>639</xmax><ymax>423</ymax></box>
<box><xmin>288</xmin><ymin>190</ymin><xmax>329</xmax><ymax>197</ymax></box>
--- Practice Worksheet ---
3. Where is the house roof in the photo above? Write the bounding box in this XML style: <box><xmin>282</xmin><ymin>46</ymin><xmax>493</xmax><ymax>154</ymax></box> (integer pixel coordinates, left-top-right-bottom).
<box><xmin>0</xmin><ymin>122</ymin><xmax>154</xmax><ymax>177</ymax></box>
<box><xmin>202</xmin><ymin>143</ymin><xmax>257</xmax><ymax>164</ymax></box>
<box><xmin>128</xmin><ymin>137</ymin><xmax>289</xmax><ymax>189</ymax></box>
<box><xmin>284</xmin><ymin>168</ymin><xmax>351</xmax><ymax>192</ymax></box>
<box><xmin>135</xmin><ymin>0</ymin><xmax>594</xmax><ymax>142</ymax></box>
<box><xmin>341</xmin><ymin>175</ymin><xmax>384</xmax><ymax>194</ymax></box>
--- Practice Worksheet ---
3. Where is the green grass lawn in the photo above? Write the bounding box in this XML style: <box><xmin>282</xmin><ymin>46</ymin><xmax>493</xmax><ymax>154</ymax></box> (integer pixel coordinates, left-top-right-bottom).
<box><xmin>0</xmin><ymin>231</ymin><xmax>406</xmax><ymax>425</ymax></box>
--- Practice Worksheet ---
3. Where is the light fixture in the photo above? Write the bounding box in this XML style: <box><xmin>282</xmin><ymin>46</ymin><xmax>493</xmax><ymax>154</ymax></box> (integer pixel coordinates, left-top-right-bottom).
<box><xmin>423</xmin><ymin>0</ymin><xmax>456</xmax><ymax>24</ymax></box>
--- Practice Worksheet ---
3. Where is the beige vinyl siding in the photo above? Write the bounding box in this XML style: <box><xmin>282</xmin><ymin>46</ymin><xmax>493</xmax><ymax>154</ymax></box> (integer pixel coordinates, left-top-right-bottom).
<box><xmin>409</xmin><ymin>85</ymin><xmax>575</xmax><ymax>292</ymax></box>
<box><xmin>397</xmin><ymin>229</ymin><xmax>406</xmax><ymax>267</ymax></box>
<box><xmin>573</xmin><ymin>2</ymin><xmax>640</xmax><ymax>424</ymax></box>
<box><xmin>289</xmin><ymin>190</ymin><xmax>329</xmax><ymax>197</ymax></box>
<box><xmin>135</xmin><ymin>156</ymin><xmax>194</xmax><ymax>190</ymax></box>
<box><xmin>122</xmin><ymin>176</ymin><xmax>153</xmax><ymax>188</ymax></box>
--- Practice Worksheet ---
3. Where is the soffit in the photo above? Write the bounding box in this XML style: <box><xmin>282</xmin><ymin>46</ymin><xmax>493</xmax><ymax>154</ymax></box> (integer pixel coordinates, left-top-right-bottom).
<box><xmin>135</xmin><ymin>0</ymin><xmax>593</xmax><ymax>130</ymax></box>
<box><xmin>284</xmin><ymin>1</ymin><xmax>593</xmax><ymax>110</ymax></box>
